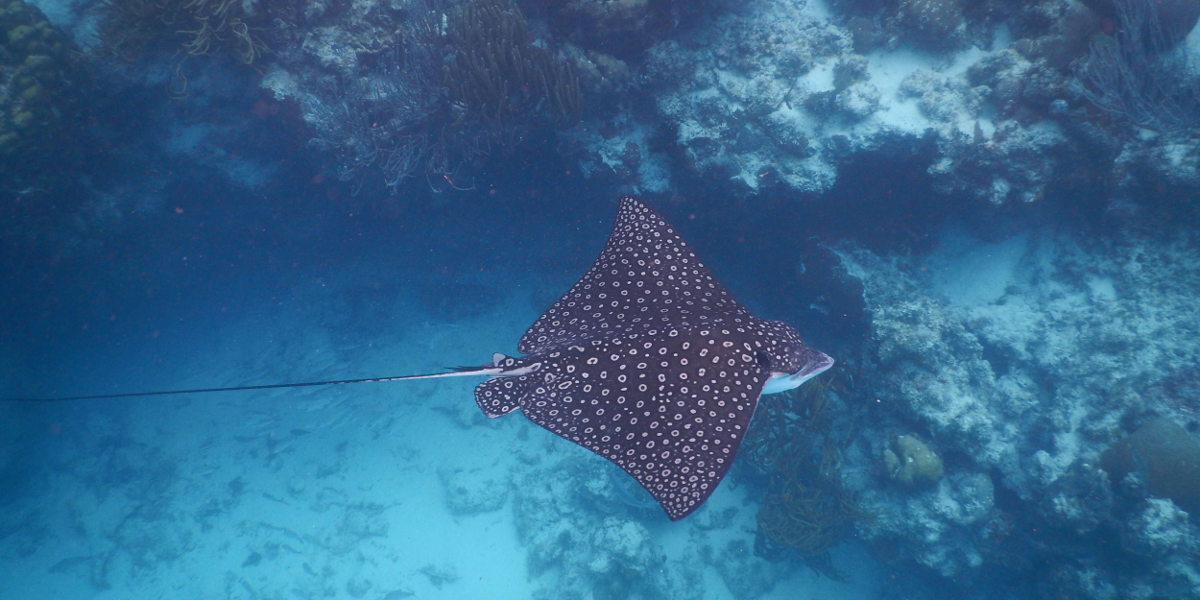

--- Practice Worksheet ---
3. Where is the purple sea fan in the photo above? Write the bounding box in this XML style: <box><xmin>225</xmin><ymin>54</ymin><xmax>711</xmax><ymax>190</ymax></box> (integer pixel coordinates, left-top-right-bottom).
<box><xmin>1075</xmin><ymin>0</ymin><xmax>1200</xmax><ymax>132</ymax></box>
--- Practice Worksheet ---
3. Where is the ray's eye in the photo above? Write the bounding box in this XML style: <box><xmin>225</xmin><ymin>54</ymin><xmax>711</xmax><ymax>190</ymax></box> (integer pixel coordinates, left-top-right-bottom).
<box><xmin>753</xmin><ymin>350</ymin><xmax>771</xmax><ymax>369</ymax></box>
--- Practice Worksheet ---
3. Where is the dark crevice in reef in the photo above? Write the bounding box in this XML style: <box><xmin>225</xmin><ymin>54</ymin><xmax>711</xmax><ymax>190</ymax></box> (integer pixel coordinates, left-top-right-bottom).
<box><xmin>816</xmin><ymin>140</ymin><xmax>969</xmax><ymax>255</ymax></box>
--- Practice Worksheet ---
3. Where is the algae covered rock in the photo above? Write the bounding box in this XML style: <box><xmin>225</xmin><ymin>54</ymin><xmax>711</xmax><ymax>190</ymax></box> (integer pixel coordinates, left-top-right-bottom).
<box><xmin>884</xmin><ymin>434</ymin><xmax>945</xmax><ymax>487</ymax></box>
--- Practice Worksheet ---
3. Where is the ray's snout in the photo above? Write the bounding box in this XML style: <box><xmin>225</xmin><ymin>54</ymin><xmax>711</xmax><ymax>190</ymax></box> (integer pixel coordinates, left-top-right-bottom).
<box><xmin>800</xmin><ymin>347</ymin><xmax>835</xmax><ymax>378</ymax></box>
<box><xmin>762</xmin><ymin>347</ymin><xmax>834</xmax><ymax>395</ymax></box>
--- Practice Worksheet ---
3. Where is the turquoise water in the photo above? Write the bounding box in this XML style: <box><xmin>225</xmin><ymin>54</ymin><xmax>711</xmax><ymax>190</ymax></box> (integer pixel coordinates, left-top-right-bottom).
<box><xmin>3</xmin><ymin>0</ymin><xmax>1200</xmax><ymax>598</ymax></box>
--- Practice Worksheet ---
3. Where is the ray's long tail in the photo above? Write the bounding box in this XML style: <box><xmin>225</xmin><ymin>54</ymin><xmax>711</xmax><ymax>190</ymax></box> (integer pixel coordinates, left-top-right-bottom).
<box><xmin>0</xmin><ymin>367</ymin><xmax>499</xmax><ymax>403</ymax></box>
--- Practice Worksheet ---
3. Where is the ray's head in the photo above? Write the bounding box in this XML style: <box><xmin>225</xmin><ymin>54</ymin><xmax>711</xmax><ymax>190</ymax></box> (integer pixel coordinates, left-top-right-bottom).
<box><xmin>757</xmin><ymin>319</ymin><xmax>834</xmax><ymax>395</ymax></box>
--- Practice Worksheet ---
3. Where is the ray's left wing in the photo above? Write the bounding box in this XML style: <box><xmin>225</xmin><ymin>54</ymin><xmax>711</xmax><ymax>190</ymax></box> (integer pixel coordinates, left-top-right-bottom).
<box><xmin>516</xmin><ymin>330</ymin><xmax>768</xmax><ymax>520</ymax></box>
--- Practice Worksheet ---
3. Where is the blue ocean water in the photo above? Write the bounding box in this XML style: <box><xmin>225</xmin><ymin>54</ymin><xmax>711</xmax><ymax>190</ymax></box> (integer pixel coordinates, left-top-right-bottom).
<box><xmin>4</xmin><ymin>0</ymin><xmax>1200</xmax><ymax>599</ymax></box>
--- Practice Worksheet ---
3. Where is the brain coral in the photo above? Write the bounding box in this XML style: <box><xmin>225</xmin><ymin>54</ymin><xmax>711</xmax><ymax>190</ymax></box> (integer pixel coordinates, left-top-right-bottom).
<box><xmin>1101</xmin><ymin>416</ymin><xmax>1200</xmax><ymax>515</ymax></box>
<box><xmin>884</xmin><ymin>434</ymin><xmax>945</xmax><ymax>487</ymax></box>
<box><xmin>0</xmin><ymin>0</ymin><xmax>87</xmax><ymax>191</ymax></box>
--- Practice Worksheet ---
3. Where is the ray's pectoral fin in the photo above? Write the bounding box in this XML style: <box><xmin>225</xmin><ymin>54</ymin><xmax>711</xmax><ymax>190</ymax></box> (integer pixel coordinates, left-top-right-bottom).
<box><xmin>515</xmin><ymin>335</ymin><xmax>769</xmax><ymax>520</ymax></box>
<box><xmin>474</xmin><ymin>377</ymin><xmax>526</xmax><ymax>417</ymax></box>
<box><xmin>473</xmin><ymin>355</ymin><xmax>541</xmax><ymax>418</ymax></box>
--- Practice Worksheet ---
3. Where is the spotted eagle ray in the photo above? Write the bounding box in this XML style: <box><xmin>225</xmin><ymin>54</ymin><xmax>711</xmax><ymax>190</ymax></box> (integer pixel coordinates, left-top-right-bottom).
<box><xmin>437</xmin><ymin>196</ymin><xmax>834</xmax><ymax>519</ymax></box>
<box><xmin>3</xmin><ymin>196</ymin><xmax>832</xmax><ymax>520</ymax></box>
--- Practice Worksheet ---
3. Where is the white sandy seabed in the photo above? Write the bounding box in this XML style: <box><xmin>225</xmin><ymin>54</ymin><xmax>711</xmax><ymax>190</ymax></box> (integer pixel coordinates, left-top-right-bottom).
<box><xmin>0</xmin><ymin>272</ymin><xmax>882</xmax><ymax>600</ymax></box>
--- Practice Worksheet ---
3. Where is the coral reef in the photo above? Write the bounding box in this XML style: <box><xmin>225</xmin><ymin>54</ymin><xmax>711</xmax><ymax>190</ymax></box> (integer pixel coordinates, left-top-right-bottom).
<box><xmin>571</xmin><ymin>112</ymin><xmax>672</xmax><ymax>193</ymax></box>
<box><xmin>438</xmin><ymin>463</ymin><xmax>510</xmax><ymax>515</ymax></box>
<box><xmin>66</xmin><ymin>0</ymin><xmax>1191</xmax><ymax>215</ymax></box>
<box><xmin>510</xmin><ymin>451</ymin><xmax>700</xmax><ymax>599</ymax></box>
<box><xmin>552</xmin><ymin>0</ymin><xmax>1198</xmax><ymax>210</ymax></box>
<box><xmin>443</xmin><ymin>0</ymin><xmax>581</xmax><ymax>143</ymax></box>
<box><xmin>6</xmin><ymin>0</ymin><xmax>1200</xmax><ymax>597</ymax></box>
<box><xmin>549</xmin><ymin>0</ymin><xmax>659</xmax><ymax>45</ymax></box>
<box><xmin>566</xmin><ymin>0</ymin><xmax>1098</xmax><ymax>204</ymax></box>
<box><xmin>755</xmin><ymin>463</ymin><xmax>856</xmax><ymax>580</ymax></box>
<box><xmin>1034</xmin><ymin>459</ymin><xmax>1113</xmax><ymax>536</ymax></box>
<box><xmin>0</xmin><ymin>0</ymin><xmax>88</xmax><ymax>192</ymax></box>
<box><xmin>3</xmin><ymin>0</ymin><xmax>306</xmax><ymax>252</ymax></box>
<box><xmin>1079</xmin><ymin>0</ymin><xmax>1200</xmax><ymax>48</ymax></box>
<box><xmin>1121</xmin><ymin>498</ymin><xmax>1198</xmax><ymax>558</ymax></box>
<box><xmin>836</xmin><ymin>211</ymin><xmax>1200</xmax><ymax>595</ymax></box>
<box><xmin>896</xmin><ymin>0</ymin><xmax>966</xmax><ymax>48</ymax></box>
<box><xmin>536</xmin><ymin>0</ymin><xmax>708</xmax><ymax>59</ymax></box>
<box><xmin>262</xmin><ymin>0</ymin><xmax>581</xmax><ymax>191</ymax></box>
<box><xmin>1110</xmin><ymin>131</ymin><xmax>1200</xmax><ymax>209</ymax></box>
<box><xmin>1117</xmin><ymin>498</ymin><xmax>1200</xmax><ymax>594</ymax></box>
<box><xmin>503</xmin><ymin>428</ymin><xmax>837</xmax><ymax>599</ymax></box>
<box><xmin>96</xmin><ymin>0</ymin><xmax>271</xmax><ymax>65</ymax></box>
<box><xmin>639</xmin><ymin>0</ymin><xmax>853</xmax><ymax>194</ymax></box>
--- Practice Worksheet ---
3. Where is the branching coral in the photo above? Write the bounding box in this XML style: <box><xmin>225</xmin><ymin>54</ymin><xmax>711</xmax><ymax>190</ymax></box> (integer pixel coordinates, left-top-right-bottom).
<box><xmin>1074</xmin><ymin>0</ymin><xmax>1200</xmax><ymax>132</ymax></box>
<box><xmin>742</xmin><ymin>373</ymin><xmax>839</xmax><ymax>471</ymax></box>
<box><xmin>292</xmin><ymin>0</ymin><xmax>582</xmax><ymax>192</ymax></box>
<box><xmin>1080</xmin><ymin>0</ymin><xmax>1200</xmax><ymax>48</ymax></box>
<box><xmin>443</xmin><ymin>0</ymin><xmax>581</xmax><ymax>138</ymax></box>
<box><xmin>755</xmin><ymin>447</ymin><xmax>859</xmax><ymax>581</ymax></box>
<box><xmin>97</xmin><ymin>0</ymin><xmax>270</xmax><ymax>65</ymax></box>
<box><xmin>743</xmin><ymin>376</ymin><xmax>863</xmax><ymax>580</ymax></box>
